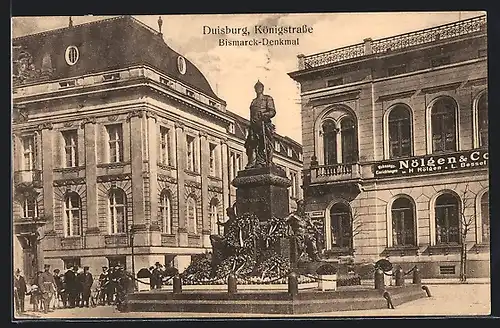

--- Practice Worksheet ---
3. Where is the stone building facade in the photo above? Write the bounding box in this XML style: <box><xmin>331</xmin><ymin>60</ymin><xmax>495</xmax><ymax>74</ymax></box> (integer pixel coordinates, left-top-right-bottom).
<box><xmin>289</xmin><ymin>15</ymin><xmax>489</xmax><ymax>278</ymax></box>
<box><xmin>12</xmin><ymin>16</ymin><xmax>302</xmax><ymax>280</ymax></box>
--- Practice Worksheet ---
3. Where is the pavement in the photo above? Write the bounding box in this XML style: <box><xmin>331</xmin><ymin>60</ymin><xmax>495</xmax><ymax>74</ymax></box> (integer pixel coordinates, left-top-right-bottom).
<box><xmin>13</xmin><ymin>283</ymin><xmax>491</xmax><ymax>319</ymax></box>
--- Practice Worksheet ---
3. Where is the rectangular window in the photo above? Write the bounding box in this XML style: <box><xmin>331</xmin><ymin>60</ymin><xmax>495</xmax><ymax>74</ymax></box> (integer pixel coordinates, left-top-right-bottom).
<box><xmin>160</xmin><ymin>127</ymin><xmax>171</xmax><ymax>166</ymax></box>
<box><xmin>287</xmin><ymin>147</ymin><xmax>293</xmax><ymax>157</ymax></box>
<box><xmin>274</xmin><ymin>141</ymin><xmax>281</xmax><ymax>152</ymax></box>
<box><xmin>290</xmin><ymin>171</ymin><xmax>298</xmax><ymax>198</ymax></box>
<box><xmin>62</xmin><ymin>130</ymin><xmax>78</xmax><ymax>167</ymax></box>
<box><xmin>106</xmin><ymin>124</ymin><xmax>124</xmax><ymax>163</ymax></box>
<box><xmin>22</xmin><ymin>135</ymin><xmax>36</xmax><ymax>171</ymax></box>
<box><xmin>228</xmin><ymin>123</ymin><xmax>235</xmax><ymax>134</ymax></box>
<box><xmin>388</xmin><ymin>64</ymin><xmax>407</xmax><ymax>76</ymax></box>
<box><xmin>327</xmin><ymin>77</ymin><xmax>344</xmax><ymax>87</ymax></box>
<box><xmin>186</xmin><ymin>135</ymin><xmax>196</xmax><ymax>172</ymax></box>
<box><xmin>209</xmin><ymin>143</ymin><xmax>217</xmax><ymax>177</ymax></box>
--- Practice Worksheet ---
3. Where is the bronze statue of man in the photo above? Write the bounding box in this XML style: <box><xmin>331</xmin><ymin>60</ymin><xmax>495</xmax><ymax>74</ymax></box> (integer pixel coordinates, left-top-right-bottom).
<box><xmin>245</xmin><ymin>80</ymin><xmax>276</xmax><ymax>169</ymax></box>
<box><xmin>285</xmin><ymin>200</ymin><xmax>322</xmax><ymax>262</ymax></box>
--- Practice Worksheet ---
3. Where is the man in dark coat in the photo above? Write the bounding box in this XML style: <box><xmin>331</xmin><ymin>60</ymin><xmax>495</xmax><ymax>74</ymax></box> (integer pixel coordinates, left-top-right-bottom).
<box><xmin>148</xmin><ymin>266</ymin><xmax>156</xmax><ymax>290</ymax></box>
<box><xmin>98</xmin><ymin>266</ymin><xmax>110</xmax><ymax>305</ymax></box>
<box><xmin>152</xmin><ymin>262</ymin><xmax>164</xmax><ymax>289</ymax></box>
<box><xmin>52</xmin><ymin>269</ymin><xmax>63</xmax><ymax>309</ymax></box>
<box><xmin>75</xmin><ymin>268</ymin><xmax>84</xmax><ymax>307</ymax></box>
<box><xmin>14</xmin><ymin>268</ymin><xmax>27</xmax><ymax>314</ymax></box>
<box><xmin>64</xmin><ymin>266</ymin><xmax>78</xmax><ymax>308</ymax></box>
<box><xmin>80</xmin><ymin>266</ymin><xmax>94</xmax><ymax>307</ymax></box>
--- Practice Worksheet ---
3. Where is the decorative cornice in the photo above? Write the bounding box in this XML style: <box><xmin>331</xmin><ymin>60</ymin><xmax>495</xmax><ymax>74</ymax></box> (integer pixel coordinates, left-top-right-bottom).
<box><xmin>157</xmin><ymin>174</ymin><xmax>177</xmax><ymax>184</ymax></box>
<box><xmin>108</xmin><ymin>115</ymin><xmax>119</xmax><ymax>122</ymax></box>
<box><xmin>53</xmin><ymin>177</ymin><xmax>86</xmax><ymax>187</ymax></box>
<box><xmin>208</xmin><ymin>185</ymin><xmax>223</xmax><ymax>193</ymax></box>
<box><xmin>145</xmin><ymin>111</ymin><xmax>157</xmax><ymax>121</ymax></box>
<box><xmin>131</xmin><ymin>223</ymin><xmax>148</xmax><ymax>232</ymax></box>
<box><xmin>308</xmin><ymin>89</ymin><xmax>361</xmax><ymax>106</ymax></box>
<box><xmin>377</xmin><ymin>90</ymin><xmax>417</xmax><ymax>102</ymax></box>
<box><xmin>80</xmin><ymin>116</ymin><xmax>97</xmax><ymax>128</ymax></box>
<box><xmin>421</xmin><ymin>81</ymin><xmax>462</xmax><ymax>94</ymax></box>
<box><xmin>63</xmin><ymin>121</ymin><xmax>74</xmax><ymax>128</ymax></box>
<box><xmin>38</xmin><ymin>122</ymin><xmax>53</xmax><ymax>131</ymax></box>
<box><xmin>199</xmin><ymin>131</ymin><xmax>208</xmax><ymax>138</ymax></box>
<box><xmin>185</xmin><ymin>180</ymin><xmax>202</xmax><ymax>189</ymax></box>
<box><xmin>126</xmin><ymin>109</ymin><xmax>145</xmax><ymax>121</ymax></box>
<box><xmin>232</xmin><ymin>173</ymin><xmax>292</xmax><ymax>188</ymax></box>
<box><xmin>97</xmin><ymin>173</ymin><xmax>132</xmax><ymax>183</ymax></box>
<box><xmin>174</xmin><ymin>121</ymin><xmax>185</xmax><ymax>130</ymax></box>
<box><xmin>97</xmin><ymin>162</ymin><xmax>130</xmax><ymax>169</ymax></box>
<box><xmin>54</xmin><ymin>166</ymin><xmax>84</xmax><ymax>174</ymax></box>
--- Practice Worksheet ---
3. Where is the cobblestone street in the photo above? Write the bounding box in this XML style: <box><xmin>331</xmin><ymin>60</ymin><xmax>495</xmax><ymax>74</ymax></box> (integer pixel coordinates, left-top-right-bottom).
<box><xmin>14</xmin><ymin>283</ymin><xmax>491</xmax><ymax>319</ymax></box>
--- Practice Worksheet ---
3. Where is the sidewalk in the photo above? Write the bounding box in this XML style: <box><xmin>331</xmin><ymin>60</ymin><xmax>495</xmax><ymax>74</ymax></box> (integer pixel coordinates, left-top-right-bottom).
<box><xmin>13</xmin><ymin>283</ymin><xmax>491</xmax><ymax>319</ymax></box>
<box><xmin>360</xmin><ymin>277</ymin><xmax>491</xmax><ymax>286</ymax></box>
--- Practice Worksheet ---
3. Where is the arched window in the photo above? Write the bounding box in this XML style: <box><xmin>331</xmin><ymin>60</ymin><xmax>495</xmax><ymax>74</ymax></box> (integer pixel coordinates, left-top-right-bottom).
<box><xmin>159</xmin><ymin>190</ymin><xmax>173</xmax><ymax>234</ymax></box>
<box><xmin>435</xmin><ymin>193</ymin><xmax>460</xmax><ymax>244</ymax></box>
<box><xmin>209</xmin><ymin>198</ymin><xmax>219</xmax><ymax>234</ymax></box>
<box><xmin>322</xmin><ymin>120</ymin><xmax>337</xmax><ymax>165</ymax></box>
<box><xmin>481</xmin><ymin>191</ymin><xmax>489</xmax><ymax>243</ymax></box>
<box><xmin>64</xmin><ymin>192</ymin><xmax>82</xmax><ymax>237</ymax></box>
<box><xmin>340</xmin><ymin>118</ymin><xmax>357</xmax><ymax>163</ymax></box>
<box><xmin>108</xmin><ymin>189</ymin><xmax>127</xmax><ymax>234</ymax></box>
<box><xmin>187</xmin><ymin>196</ymin><xmax>197</xmax><ymax>235</ymax></box>
<box><xmin>431</xmin><ymin>98</ymin><xmax>457</xmax><ymax>153</ymax></box>
<box><xmin>22</xmin><ymin>195</ymin><xmax>38</xmax><ymax>219</ymax></box>
<box><xmin>391</xmin><ymin>197</ymin><xmax>415</xmax><ymax>246</ymax></box>
<box><xmin>388</xmin><ymin>106</ymin><xmax>412</xmax><ymax>158</ymax></box>
<box><xmin>330</xmin><ymin>203</ymin><xmax>352</xmax><ymax>249</ymax></box>
<box><xmin>477</xmin><ymin>93</ymin><xmax>488</xmax><ymax>148</ymax></box>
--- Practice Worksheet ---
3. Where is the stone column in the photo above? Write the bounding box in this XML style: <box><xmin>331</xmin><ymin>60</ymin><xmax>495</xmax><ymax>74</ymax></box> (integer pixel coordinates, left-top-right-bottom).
<box><xmin>175</xmin><ymin>122</ymin><xmax>188</xmax><ymax>246</ymax></box>
<box><xmin>127</xmin><ymin>110</ymin><xmax>147</xmax><ymax>245</ymax></box>
<box><xmin>200</xmin><ymin>132</ymin><xmax>210</xmax><ymax>247</ymax></box>
<box><xmin>82</xmin><ymin>117</ymin><xmax>100</xmax><ymax>245</ymax></box>
<box><xmin>39</xmin><ymin>123</ymin><xmax>54</xmax><ymax>231</ymax></box>
<box><xmin>146</xmin><ymin>112</ymin><xmax>161</xmax><ymax>245</ymax></box>
<box><xmin>221</xmin><ymin>140</ymin><xmax>230</xmax><ymax>220</ymax></box>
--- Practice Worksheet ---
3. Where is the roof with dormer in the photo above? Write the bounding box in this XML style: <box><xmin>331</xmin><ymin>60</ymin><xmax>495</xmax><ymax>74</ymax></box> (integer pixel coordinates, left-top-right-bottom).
<box><xmin>12</xmin><ymin>15</ymin><xmax>223</xmax><ymax>102</ymax></box>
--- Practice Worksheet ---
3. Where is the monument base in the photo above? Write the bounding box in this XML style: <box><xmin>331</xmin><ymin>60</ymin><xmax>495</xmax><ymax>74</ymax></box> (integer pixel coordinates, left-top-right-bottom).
<box><xmin>232</xmin><ymin>165</ymin><xmax>292</xmax><ymax>222</ymax></box>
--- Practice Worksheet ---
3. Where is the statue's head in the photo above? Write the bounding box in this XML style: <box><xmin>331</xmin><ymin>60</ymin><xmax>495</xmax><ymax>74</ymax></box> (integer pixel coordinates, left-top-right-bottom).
<box><xmin>254</xmin><ymin>80</ymin><xmax>264</xmax><ymax>94</ymax></box>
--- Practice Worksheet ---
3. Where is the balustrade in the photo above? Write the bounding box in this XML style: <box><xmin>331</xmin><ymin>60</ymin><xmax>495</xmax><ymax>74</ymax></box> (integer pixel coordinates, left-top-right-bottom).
<box><xmin>308</xmin><ymin>163</ymin><xmax>361</xmax><ymax>183</ymax></box>
<box><xmin>302</xmin><ymin>15</ymin><xmax>486</xmax><ymax>69</ymax></box>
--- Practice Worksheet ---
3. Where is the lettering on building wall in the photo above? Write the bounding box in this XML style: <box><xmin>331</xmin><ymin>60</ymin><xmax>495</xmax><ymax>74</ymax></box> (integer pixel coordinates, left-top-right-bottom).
<box><xmin>373</xmin><ymin>149</ymin><xmax>488</xmax><ymax>178</ymax></box>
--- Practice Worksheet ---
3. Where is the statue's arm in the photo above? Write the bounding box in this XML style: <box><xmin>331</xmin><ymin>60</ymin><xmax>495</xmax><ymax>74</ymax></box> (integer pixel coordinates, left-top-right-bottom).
<box><xmin>264</xmin><ymin>96</ymin><xmax>276</xmax><ymax>119</ymax></box>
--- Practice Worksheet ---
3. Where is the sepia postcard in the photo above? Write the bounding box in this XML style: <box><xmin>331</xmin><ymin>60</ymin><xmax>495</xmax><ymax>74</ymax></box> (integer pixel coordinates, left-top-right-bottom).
<box><xmin>11</xmin><ymin>12</ymin><xmax>491</xmax><ymax>320</ymax></box>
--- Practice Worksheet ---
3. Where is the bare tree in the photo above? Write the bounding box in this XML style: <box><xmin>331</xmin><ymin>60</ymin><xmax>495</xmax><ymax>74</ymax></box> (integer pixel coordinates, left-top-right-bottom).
<box><xmin>349</xmin><ymin>206</ymin><xmax>363</xmax><ymax>256</ymax></box>
<box><xmin>458</xmin><ymin>183</ymin><xmax>476</xmax><ymax>283</ymax></box>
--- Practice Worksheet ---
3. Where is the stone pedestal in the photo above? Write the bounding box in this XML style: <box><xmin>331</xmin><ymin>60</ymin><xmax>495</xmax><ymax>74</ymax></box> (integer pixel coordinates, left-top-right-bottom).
<box><xmin>232</xmin><ymin>166</ymin><xmax>292</xmax><ymax>221</ymax></box>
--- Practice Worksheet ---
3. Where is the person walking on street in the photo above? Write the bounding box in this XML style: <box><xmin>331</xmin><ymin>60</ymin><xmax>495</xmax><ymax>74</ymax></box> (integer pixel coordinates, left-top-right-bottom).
<box><xmin>14</xmin><ymin>269</ymin><xmax>27</xmax><ymax>314</ymax></box>
<box><xmin>80</xmin><ymin>266</ymin><xmax>94</xmax><ymax>307</ymax></box>
<box><xmin>38</xmin><ymin>264</ymin><xmax>56</xmax><ymax>314</ymax></box>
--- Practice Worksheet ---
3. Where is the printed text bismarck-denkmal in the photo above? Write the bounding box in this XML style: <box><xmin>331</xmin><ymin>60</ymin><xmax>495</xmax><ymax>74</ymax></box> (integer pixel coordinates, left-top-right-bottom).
<box><xmin>218</xmin><ymin>38</ymin><xmax>300</xmax><ymax>47</ymax></box>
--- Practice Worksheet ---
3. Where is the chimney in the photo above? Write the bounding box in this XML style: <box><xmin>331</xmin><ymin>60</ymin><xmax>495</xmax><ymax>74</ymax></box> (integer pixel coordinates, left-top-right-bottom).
<box><xmin>69</xmin><ymin>16</ymin><xmax>73</xmax><ymax>28</ymax></box>
<box><xmin>158</xmin><ymin>16</ymin><xmax>163</xmax><ymax>37</ymax></box>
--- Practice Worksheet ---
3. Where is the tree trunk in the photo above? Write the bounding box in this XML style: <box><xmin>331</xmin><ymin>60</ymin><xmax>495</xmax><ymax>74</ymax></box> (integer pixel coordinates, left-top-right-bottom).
<box><xmin>459</xmin><ymin>235</ymin><xmax>467</xmax><ymax>283</ymax></box>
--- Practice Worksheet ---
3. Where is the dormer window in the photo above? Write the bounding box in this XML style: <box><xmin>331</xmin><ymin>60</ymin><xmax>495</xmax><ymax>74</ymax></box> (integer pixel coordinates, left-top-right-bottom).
<box><xmin>228</xmin><ymin>123</ymin><xmax>235</xmax><ymax>134</ymax></box>
<box><xmin>274</xmin><ymin>141</ymin><xmax>281</xmax><ymax>152</ymax></box>
<box><xmin>177</xmin><ymin>56</ymin><xmax>187</xmax><ymax>75</ymax></box>
<box><xmin>287</xmin><ymin>147</ymin><xmax>293</xmax><ymax>157</ymax></box>
<box><xmin>65</xmin><ymin>46</ymin><xmax>79</xmax><ymax>66</ymax></box>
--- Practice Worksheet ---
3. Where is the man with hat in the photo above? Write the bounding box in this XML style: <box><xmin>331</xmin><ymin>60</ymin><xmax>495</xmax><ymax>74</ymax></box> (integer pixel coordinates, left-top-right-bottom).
<box><xmin>79</xmin><ymin>266</ymin><xmax>93</xmax><ymax>307</ymax></box>
<box><xmin>152</xmin><ymin>262</ymin><xmax>164</xmax><ymax>289</ymax></box>
<box><xmin>14</xmin><ymin>268</ymin><xmax>27</xmax><ymax>314</ymax></box>
<box><xmin>98</xmin><ymin>266</ymin><xmax>110</xmax><ymax>305</ymax></box>
<box><xmin>38</xmin><ymin>264</ymin><xmax>56</xmax><ymax>314</ymax></box>
<box><xmin>64</xmin><ymin>266</ymin><xmax>78</xmax><ymax>308</ymax></box>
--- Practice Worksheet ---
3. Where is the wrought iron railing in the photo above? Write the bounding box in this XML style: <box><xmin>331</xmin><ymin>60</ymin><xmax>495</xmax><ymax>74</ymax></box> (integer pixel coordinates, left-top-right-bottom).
<box><xmin>302</xmin><ymin>15</ymin><xmax>486</xmax><ymax>69</ymax></box>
